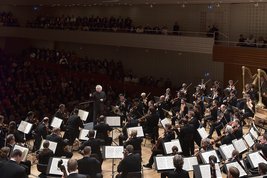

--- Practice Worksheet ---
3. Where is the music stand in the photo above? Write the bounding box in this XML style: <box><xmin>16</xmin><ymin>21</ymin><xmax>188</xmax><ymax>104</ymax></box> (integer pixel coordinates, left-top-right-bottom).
<box><xmin>79</xmin><ymin>129</ymin><xmax>97</xmax><ymax>141</ymax></box>
<box><xmin>247</xmin><ymin>151</ymin><xmax>267</xmax><ymax>168</ymax></box>
<box><xmin>83</xmin><ymin>122</ymin><xmax>94</xmax><ymax>130</ymax></box>
<box><xmin>160</xmin><ymin>118</ymin><xmax>171</xmax><ymax>129</ymax></box>
<box><xmin>197</xmin><ymin>127</ymin><xmax>209</xmax><ymax>139</ymax></box>
<box><xmin>232</xmin><ymin>138</ymin><xmax>247</xmax><ymax>154</ymax></box>
<box><xmin>78</xmin><ymin>109</ymin><xmax>89</xmax><ymax>122</ymax></box>
<box><xmin>243</xmin><ymin>133</ymin><xmax>255</xmax><ymax>148</ymax></box>
<box><xmin>103</xmin><ymin>146</ymin><xmax>124</xmax><ymax>178</ymax></box>
<box><xmin>183</xmin><ymin>157</ymin><xmax>199</xmax><ymax>171</ymax></box>
<box><xmin>225</xmin><ymin>161</ymin><xmax>247</xmax><ymax>177</ymax></box>
<box><xmin>105</xmin><ymin>116</ymin><xmax>121</xmax><ymax>145</ymax></box>
<box><xmin>17</xmin><ymin>120</ymin><xmax>33</xmax><ymax>146</ymax></box>
<box><xmin>40</xmin><ymin>140</ymin><xmax>58</xmax><ymax>153</ymax></box>
<box><xmin>199</xmin><ymin>150</ymin><xmax>220</xmax><ymax>164</ymax></box>
<box><xmin>218</xmin><ymin>144</ymin><xmax>235</xmax><ymax>160</ymax></box>
<box><xmin>46</xmin><ymin>157</ymin><xmax>69</xmax><ymax>176</ymax></box>
<box><xmin>154</xmin><ymin>155</ymin><xmax>174</xmax><ymax>172</ymax></box>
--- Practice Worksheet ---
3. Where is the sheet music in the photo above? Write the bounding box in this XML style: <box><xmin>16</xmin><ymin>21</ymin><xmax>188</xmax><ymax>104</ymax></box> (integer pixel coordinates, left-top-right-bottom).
<box><xmin>219</xmin><ymin>144</ymin><xmax>235</xmax><ymax>160</ymax></box>
<box><xmin>214</xmin><ymin>163</ymin><xmax>223</xmax><ymax>178</ymax></box>
<box><xmin>84</xmin><ymin>122</ymin><xmax>94</xmax><ymax>130</ymax></box>
<box><xmin>163</xmin><ymin>139</ymin><xmax>182</xmax><ymax>154</ymax></box>
<box><xmin>197</xmin><ymin>127</ymin><xmax>209</xmax><ymax>139</ymax></box>
<box><xmin>79</xmin><ymin>129</ymin><xmax>96</xmax><ymax>140</ymax></box>
<box><xmin>226</xmin><ymin>161</ymin><xmax>247</xmax><ymax>177</ymax></box>
<box><xmin>155</xmin><ymin>156</ymin><xmax>175</xmax><ymax>171</ymax></box>
<box><xmin>248</xmin><ymin>151</ymin><xmax>267</xmax><ymax>168</ymax></box>
<box><xmin>40</xmin><ymin>140</ymin><xmax>58</xmax><ymax>153</ymax></box>
<box><xmin>232</xmin><ymin>138</ymin><xmax>247</xmax><ymax>153</ymax></box>
<box><xmin>78</xmin><ymin>109</ymin><xmax>89</xmax><ymax>121</ymax></box>
<box><xmin>243</xmin><ymin>133</ymin><xmax>254</xmax><ymax>148</ymax></box>
<box><xmin>183</xmin><ymin>157</ymin><xmax>198</xmax><ymax>171</ymax></box>
<box><xmin>13</xmin><ymin>144</ymin><xmax>29</xmax><ymax>162</ymax></box>
<box><xmin>48</xmin><ymin>157</ymin><xmax>69</xmax><ymax>175</ymax></box>
<box><xmin>105</xmin><ymin>116</ymin><xmax>121</xmax><ymax>127</ymax></box>
<box><xmin>17</xmin><ymin>121</ymin><xmax>33</xmax><ymax>134</ymax></box>
<box><xmin>201</xmin><ymin>150</ymin><xmax>220</xmax><ymax>164</ymax></box>
<box><xmin>127</xmin><ymin>126</ymin><xmax>144</xmax><ymax>137</ymax></box>
<box><xmin>160</xmin><ymin>118</ymin><xmax>171</xmax><ymax>129</ymax></box>
<box><xmin>199</xmin><ymin>164</ymin><xmax>211</xmax><ymax>178</ymax></box>
<box><xmin>104</xmin><ymin>146</ymin><xmax>124</xmax><ymax>159</ymax></box>
<box><xmin>51</xmin><ymin>117</ymin><xmax>63</xmax><ymax>128</ymax></box>
<box><xmin>250</xmin><ymin>127</ymin><xmax>259</xmax><ymax>140</ymax></box>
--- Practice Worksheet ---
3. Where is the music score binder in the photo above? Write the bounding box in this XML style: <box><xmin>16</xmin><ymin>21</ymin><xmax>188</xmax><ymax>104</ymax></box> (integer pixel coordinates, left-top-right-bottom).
<box><xmin>160</xmin><ymin>118</ymin><xmax>171</xmax><ymax>129</ymax></box>
<box><xmin>199</xmin><ymin>150</ymin><xmax>220</xmax><ymax>164</ymax></box>
<box><xmin>243</xmin><ymin>133</ymin><xmax>255</xmax><ymax>148</ymax></box>
<box><xmin>13</xmin><ymin>144</ymin><xmax>29</xmax><ymax>162</ymax></box>
<box><xmin>232</xmin><ymin>138</ymin><xmax>247</xmax><ymax>153</ymax></box>
<box><xmin>197</xmin><ymin>127</ymin><xmax>209</xmax><ymax>139</ymax></box>
<box><xmin>47</xmin><ymin>157</ymin><xmax>69</xmax><ymax>175</ymax></box>
<box><xmin>103</xmin><ymin>146</ymin><xmax>124</xmax><ymax>159</ymax></box>
<box><xmin>79</xmin><ymin>129</ymin><xmax>97</xmax><ymax>141</ymax></box>
<box><xmin>50</xmin><ymin>117</ymin><xmax>63</xmax><ymax>128</ymax></box>
<box><xmin>163</xmin><ymin>139</ymin><xmax>182</xmax><ymax>154</ymax></box>
<box><xmin>193</xmin><ymin>163</ymin><xmax>222</xmax><ymax>178</ymax></box>
<box><xmin>40</xmin><ymin>139</ymin><xmax>58</xmax><ymax>153</ymax></box>
<box><xmin>105</xmin><ymin>116</ymin><xmax>121</xmax><ymax>127</ymax></box>
<box><xmin>18</xmin><ymin>121</ymin><xmax>33</xmax><ymax>134</ymax></box>
<box><xmin>127</xmin><ymin>126</ymin><xmax>144</xmax><ymax>137</ymax></box>
<box><xmin>218</xmin><ymin>144</ymin><xmax>235</xmax><ymax>160</ymax></box>
<box><xmin>247</xmin><ymin>151</ymin><xmax>267</xmax><ymax>168</ymax></box>
<box><xmin>78</xmin><ymin>109</ymin><xmax>89</xmax><ymax>121</ymax></box>
<box><xmin>225</xmin><ymin>161</ymin><xmax>247</xmax><ymax>177</ymax></box>
<box><xmin>154</xmin><ymin>155</ymin><xmax>174</xmax><ymax>172</ymax></box>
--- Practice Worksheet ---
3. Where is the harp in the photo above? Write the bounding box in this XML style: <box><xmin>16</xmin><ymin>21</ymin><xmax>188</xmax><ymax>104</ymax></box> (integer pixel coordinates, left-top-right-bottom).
<box><xmin>256</xmin><ymin>69</ymin><xmax>267</xmax><ymax>108</ymax></box>
<box><xmin>242</xmin><ymin>66</ymin><xmax>257</xmax><ymax>93</ymax></box>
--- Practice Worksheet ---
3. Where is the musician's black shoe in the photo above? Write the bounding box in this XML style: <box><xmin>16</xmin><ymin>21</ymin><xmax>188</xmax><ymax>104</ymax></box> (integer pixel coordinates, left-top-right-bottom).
<box><xmin>143</xmin><ymin>164</ymin><xmax>152</xmax><ymax>169</ymax></box>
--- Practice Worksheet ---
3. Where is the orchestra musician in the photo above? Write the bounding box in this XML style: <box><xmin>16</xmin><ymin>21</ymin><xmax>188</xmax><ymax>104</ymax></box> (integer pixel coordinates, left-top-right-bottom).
<box><xmin>33</xmin><ymin>117</ymin><xmax>50</xmax><ymax>152</ymax></box>
<box><xmin>7</xmin><ymin>121</ymin><xmax>24</xmax><ymax>144</ymax></box>
<box><xmin>119</xmin><ymin>115</ymin><xmax>138</xmax><ymax>146</ymax></box>
<box><xmin>116</xmin><ymin>94</ymin><xmax>130</xmax><ymax>121</ymax></box>
<box><xmin>24</xmin><ymin>111</ymin><xmax>38</xmax><ymax>140</ymax></box>
<box><xmin>143</xmin><ymin>123</ymin><xmax>175</xmax><ymax>168</ymax></box>
<box><xmin>193</xmin><ymin>86</ymin><xmax>204</xmax><ymax>101</ymax></box>
<box><xmin>156</xmin><ymin>95</ymin><xmax>170</xmax><ymax>120</ymax></box>
<box><xmin>93</xmin><ymin>115</ymin><xmax>112</xmax><ymax>146</ymax></box>
<box><xmin>187</xmin><ymin>110</ymin><xmax>201</xmax><ymax>147</ymax></box>
<box><xmin>164</xmin><ymin>88</ymin><xmax>172</xmax><ymax>102</ymax></box>
<box><xmin>142</xmin><ymin>106</ymin><xmax>159</xmax><ymax>144</ymax></box>
<box><xmin>178</xmin><ymin>98</ymin><xmax>188</xmax><ymax>119</ymax></box>
<box><xmin>63</xmin><ymin>108</ymin><xmax>84</xmax><ymax>148</ymax></box>
<box><xmin>241</xmin><ymin>94</ymin><xmax>255</xmax><ymax>125</ymax></box>
<box><xmin>260</xmin><ymin>76</ymin><xmax>267</xmax><ymax>106</ymax></box>
<box><xmin>46</xmin><ymin>127</ymin><xmax>73</xmax><ymax>158</ymax></box>
<box><xmin>224</xmin><ymin>80</ymin><xmax>237</xmax><ymax>95</ymax></box>
<box><xmin>203</xmin><ymin>100</ymin><xmax>219</xmax><ymax>129</ymax></box>
<box><xmin>221</xmin><ymin>125</ymin><xmax>235</xmax><ymax>145</ymax></box>
<box><xmin>54</xmin><ymin>104</ymin><xmax>68</xmax><ymax>130</ymax></box>
<box><xmin>124</xmin><ymin>129</ymin><xmax>143</xmax><ymax>156</ymax></box>
<box><xmin>179</xmin><ymin>83</ymin><xmax>189</xmax><ymax>100</ymax></box>
<box><xmin>129</xmin><ymin>98</ymin><xmax>144</xmax><ymax>120</ymax></box>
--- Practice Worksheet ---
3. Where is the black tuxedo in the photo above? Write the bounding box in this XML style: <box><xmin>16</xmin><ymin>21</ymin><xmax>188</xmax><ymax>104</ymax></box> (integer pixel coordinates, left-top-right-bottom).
<box><xmin>46</xmin><ymin>133</ymin><xmax>72</xmax><ymax>158</ymax></box>
<box><xmin>117</xmin><ymin>153</ymin><xmax>141</xmax><ymax>178</ymax></box>
<box><xmin>166</xmin><ymin>169</ymin><xmax>190</xmax><ymax>178</ymax></box>
<box><xmin>64</xmin><ymin>114</ymin><xmax>84</xmax><ymax>145</ymax></box>
<box><xmin>67</xmin><ymin>173</ymin><xmax>87</xmax><ymax>178</ymax></box>
<box><xmin>37</xmin><ymin>148</ymin><xmax>54</xmax><ymax>165</ymax></box>
<box><xmin>221</xmin><ymin>134</ymin><xmax>235</xmax><ymax>145</ymax></box>
<box><xmin>77</xmin><ymin>156</ymin><xmax>102</xmax><ymax>178</ymax></box>
<box><xmin>124</xmin><ymin>137</ymin><xmax>143</xmax><ymax>155</ymax></box>
<box><xmin>34</xmin><ymin>122</ymin><xmax>49</xmax><ymax>151</ymax></box>
<box><xmin>79</xmin><ymin>138</ymin><xmax>102</xmax><ymax>162</ymax></box>
<box><xmin>92</xmin><ymin>91</ymin><xmax>106</xmax><ymax>120</ymax></box>
<box><xmin>94</xmin><ymin>122</ymin><xmax>112</xmax><ymax>145</ymax></box>
<box><xmin>0</xmin><ymin>160</ymin><xmax>28</xmax><ymax>178</ymax></box>
<box><xmin>179</xmin><ymin>124</ymin><xmax>195</xmax><ymax>157</ymax></box>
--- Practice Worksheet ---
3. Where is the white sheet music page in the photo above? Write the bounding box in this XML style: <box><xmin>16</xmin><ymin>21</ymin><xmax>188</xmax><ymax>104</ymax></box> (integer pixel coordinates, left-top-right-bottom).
<box><xmin>105</xmin><ymin>116</ymin><xmax>121</xmax><ymax>127</ymax></box>
<box><xmin>48</xmin><ymin>158</ymin><xmax>69</xmax><ymax>175</ymax></box>
<box><xmin>164</xmin><ymin>139</ymin><xmax>182</xmax><ymax>154</ymax></box>
<box><xmin>199</xmin><ymin>164</ymin><xmax>211</xmax><ymax>178</ymax></box>
<box><xmin>105</xmin><ymin>146</ymin><xmax>124</xmax><ymax>159</ymax></box>
<box><xmin>243</xmin><ymin>134</ymin><xmax>254</xmax><ymax>148</ymax></box>
<box><xmin>248</xmin><ymin>151</ymin><xmax>267</xmax><ymax>168</ymax></box>
<box><xmin>160</xmin><ymin>118</ymin><xmax>171</xmax><ymax>129</ymax></box>
<box><xmin>197</xmin><ymin>127</ymin><xmax>209</xmax><ymax>139</ymax></box>
<box><xmin>219</xmin><ymin>144</ymin><xmax>235</xmax><ymax>160</ymax></box>
<box><xmin>201</xmin><ymin>150</ymin><xmax>219</xmax><ymax>164</ymax></box>
<box><xmin>51</xmin><ymin>117</ymin><xmax>63</xmax><ymax>128</ymax></box>
<box><xmin>215</xmin><ymin>163</ymin><xmax>223</xmax><ymax>178</ymax></box>
<box><xmin>127</xmin><ymin>126</ymin><xmax>144</xmax><ymax>137</ymax></box>
<box><xmin>13</xmin><ymin>145</ymin><xmax>29</xmax><ymax>162</ymax></box>
<box><xmin>78</xmin><ymin>109</ymin><xmax>89</xmax><ymax>121</ymax></box>
<box><xmin>232</xmin><ymin>139</ymin><xmax>247</xmax><ymax>153</ymax></box>
<box><xmin>18</xmin><ymin>121</ymin><xmax>33</xmax><ymax>134</ymax></box>
<box><xmin>250</xmin><ymin>127</ymin><xmax>259</xmax><ymax>140</ymax></box>
<box><xmin>156</xmin><ymin>156</ymin><xmax>175</xmax><ymax>170</ymax></box>
<box><xmin>226</xmin><ymin>161</ymin><xmax>247</xmax><ymax>177</ymax></box>
<box><xmin>79</xmin><ymin>129</ymin><xmax>90</xmax><ymax>141</ymax></box>
<box><xmin>183</xmin><ymin>157</ymin><xmax>198</xmax><ymax>171</ymax></box>
<box><xmin>40</xmin><ymin>140</ymin><xmax>57</xmax><ymax>153</ymax></box>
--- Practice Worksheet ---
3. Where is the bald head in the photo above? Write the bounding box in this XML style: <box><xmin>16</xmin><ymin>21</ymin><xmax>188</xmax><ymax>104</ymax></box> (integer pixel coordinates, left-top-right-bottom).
<box><xmin>67</xmin><ymin>159</ymin><xmax>78</xmax><ymax>173</ymax></box>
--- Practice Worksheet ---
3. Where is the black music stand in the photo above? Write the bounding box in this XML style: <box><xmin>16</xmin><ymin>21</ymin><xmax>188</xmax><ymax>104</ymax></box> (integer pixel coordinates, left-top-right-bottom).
<box><xmin>105</xmin><ymin>116</ymin><xmax>121</xmax><ymax>146</ymax></box>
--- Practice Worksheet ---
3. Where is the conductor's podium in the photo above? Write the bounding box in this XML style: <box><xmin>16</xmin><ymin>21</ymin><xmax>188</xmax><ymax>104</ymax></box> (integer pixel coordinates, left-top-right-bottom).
<box><xmin>254</xmin><ymin>108</ymin><xmax>267</xmax><ymax>129</ymax></box>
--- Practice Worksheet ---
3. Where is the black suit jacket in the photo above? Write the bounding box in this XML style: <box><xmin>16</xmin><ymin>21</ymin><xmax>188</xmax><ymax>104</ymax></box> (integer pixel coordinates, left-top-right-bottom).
<box><xmin>79</xmin><ymin>138</ymin><xmax>102</xmax><ymax>160</ymax></box>
<box><xmin>167</xmin><ymin>169</ymin><xmax>190</xmax><ymax>178</ymax></box>
<box><xmin>67</xmin><ymin>173</ymin><xmax>87</xmax><ymax>178</ymax></box>
<box><xmin>124</xmin><ymin>137</ymin><xmax>143</xmax><ymax>154</ymax></box>
<box><xmin>0</xmin><ymin>160</ymin><xmax>28</xmax><ymax>178</ymax></box>
<box><xmin>37</xmin><ymin>148</ymin><xmax>54</xmax><ymax>165</ymax></box>
<box><xmin>46</xmin><ymin>133</ymin><xmax>66</xmax><ymax>157</ymax></box>
<box><xmin>77</xmin><ymin>157</ymin><xmax>102</xmax><ymax>178</ymax></box>
<box><xmin>117</xmin><ymin>153</ymin><xmax>141</xmax><ymax>178</ymax></box>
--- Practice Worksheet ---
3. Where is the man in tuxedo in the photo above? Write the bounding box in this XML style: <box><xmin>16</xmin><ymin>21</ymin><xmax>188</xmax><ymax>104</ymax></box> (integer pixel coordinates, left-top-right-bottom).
<box><xmin>163</xmin><ymin>155</ymin><xmax>189</xmax><ymax>178</ymax></box>
<box><xmin>116</xmin><ymin>145</ymin><xmax>141</xmax><ymax>178</ymax></box>
<box><xmin>94</xmin><ymin>115</ymin><xmax>112</xmax><ymax>145</ymax></box>
<box><xmin>67</xmin><ymin>159</ymin><xmax>86</xmax><ymax>178</ymax></box>
<box><xmin>46</xmin><ymin>128</ymin><xmax>73</xmax><ymax>158</ymax></box>
<box><xmin>124</xmin><ymin>129</ymin><xmax>143</xmax><ymax>156</ymax></box>
<box><xmin>0</xmin><ymin>149</ymin><xmax>28</xmax><ymax>178</ymax></box>
<box><xmin>37</xmin><ymin>140</ymin><xmax>54</xmax><ymax>165</ymax></box>
<box><xmin>79</xmin><ymin>130</ymin><xmax>102</xmax><ymax>163</ymax></box>
<box><xmin>92</xmin><ymin>85</ymin><xmax>106</xmax><ymax>122</ymax></box>
<box><xmin>64</xmin><ymin>108</ymin><xmax>84</xmax><ymax>147</ymax></box>
<box><xmin>77</xmin><ymin>146</ymin><xmax>102</xmax><ymax>178</ymax></box>
<box><xmin>227</xmin><ymin>166</ymin><xmax>240</xmax><ymax>178</ymax></box>
<box><xmin>34</xmin><ymin>117</ymin><xmax>50</xmax><ymax>152</ymax></box>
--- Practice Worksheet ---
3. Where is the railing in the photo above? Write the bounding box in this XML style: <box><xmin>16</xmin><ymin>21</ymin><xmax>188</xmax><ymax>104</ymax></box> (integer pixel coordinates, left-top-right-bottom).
<box><xmin>215</xmin><ymin>40</ymin><xmax>267</xmax><ymax>49</ymax></box>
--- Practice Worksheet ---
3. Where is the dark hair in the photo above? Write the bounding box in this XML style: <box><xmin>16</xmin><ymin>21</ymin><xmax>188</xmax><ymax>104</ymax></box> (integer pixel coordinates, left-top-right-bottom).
<box><xmin>10</xmin><ymin>149</ymin><xmax>22</xmax><ymax>158</ymax></box>
<box><xmin>83</xmin><ymin>146</ymin><xmax>91</xmax><ymax>155</ymax></box>
<box><xmin>228</xmin><ymin>166</ymin><xmax>240</xmax><ymax>178</ymax></box>
<box><xmin>259</xmin><ymin>163</ymin><xmax>267</xmax><ymax>175</ymax></box>
<box><xmin>43</xmin><ymin>140</ymin><xmax>50</xmax><ymax>148</ymax></box>
<box><xmin>88</xmin><ymin>130</ymin><xmax>95</xmax><ymax>138</ymax></box>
